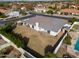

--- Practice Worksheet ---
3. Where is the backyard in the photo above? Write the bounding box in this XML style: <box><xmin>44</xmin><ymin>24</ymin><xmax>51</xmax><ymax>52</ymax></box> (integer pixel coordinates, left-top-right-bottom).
<box><xmin>13</xmin><ymin>25</ymin><xmax>64</xmax><ymax>57</ymax></box>
<box><xmin>63</xmin><ymin>22</ymin><xmax>79</xmax><ymax>58</ymax></box>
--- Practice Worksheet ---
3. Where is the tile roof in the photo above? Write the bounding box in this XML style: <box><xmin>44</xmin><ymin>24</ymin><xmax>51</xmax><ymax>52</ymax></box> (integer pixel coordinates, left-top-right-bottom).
<box><xmin>25</xmin><ymin>15</ymin><xmax>68</xmax><ymax>32</ymax></box>
<box><xmin>0</xmin><ymin>9</ymin><xmax>8</xmax><ymax>13</ymax></box>
<box><xmin>61</xmin><ymin>9</ymin><xmax>79</xmax><ymax>14</ymax></box>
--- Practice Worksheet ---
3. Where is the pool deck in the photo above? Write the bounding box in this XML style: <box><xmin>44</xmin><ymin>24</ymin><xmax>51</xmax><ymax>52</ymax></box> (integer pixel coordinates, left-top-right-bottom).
<box><xmin>67</xmin><ymin>32</ymin><xmax>79</xmax><ymax>57</ymax></box>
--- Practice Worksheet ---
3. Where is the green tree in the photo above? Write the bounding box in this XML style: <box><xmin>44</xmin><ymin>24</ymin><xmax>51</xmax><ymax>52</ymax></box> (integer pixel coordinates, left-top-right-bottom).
<box><xmin>70</xmin><ymin>17</ymin><xmax>77</xmax><ymax>24</ymax></box>
<box><xmin>0</xmin><ymin>12</ymin><xmax>6</xmax><ymax>18</ymax></box>
<box><xmin>64</xmin><ymin>34</ymin><xmax>72</xmax><ymax>45</ymax></box>
<box><xmin>0</xmin><ymin>23</ymin><xmax>25</xmax><ymax>48</ymax></box>
<box><xmin>0</xmin><ymin>2</ymin><xmax>10</xmax><ymax>7</ymax></box>
<box><xmin>19</xmin><ymin>9</ymin><xmax>27</xmax><ymax>15</ymax></box>
<box><xmin>46</xmin><ymin>10</ymin><xmax>53</xmax><ymax>14</ymax></box>
<box><xmin>45</xmin><ymin>52</ymin><xmax>57</xmax><ymax>58</ymax></box>
<box><xmin>48</xmin><ymin>6</ymin><xmax>53</xmax><ymax>10</ymax></box>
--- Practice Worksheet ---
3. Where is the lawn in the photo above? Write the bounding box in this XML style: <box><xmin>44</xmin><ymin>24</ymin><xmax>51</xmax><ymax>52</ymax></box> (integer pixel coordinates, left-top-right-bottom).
<box><xmin>72</xmin><ymin>24</ymin><xmax>79</xmax><ymax>31</ymax></box>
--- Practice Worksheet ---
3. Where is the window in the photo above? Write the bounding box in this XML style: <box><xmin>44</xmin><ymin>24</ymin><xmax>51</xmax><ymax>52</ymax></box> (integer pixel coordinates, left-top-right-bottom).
<box><xmin>32</xmin><ymin>25</ymin><xmax>34</xmax><ymax>28</ymax></box>
<box><xmin>47</xmin><ymin>30</ymin><xmax>50</xmax><ymax>33</ymax></box>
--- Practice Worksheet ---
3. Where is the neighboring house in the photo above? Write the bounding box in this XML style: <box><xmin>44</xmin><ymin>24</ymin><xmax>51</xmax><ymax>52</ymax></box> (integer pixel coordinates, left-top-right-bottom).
<box><xmin>34</xmin><ymin>4</ymin><xmax>48</xmax><ymax>13</ymax></box>
<box><xmin>12</xmin><ymin>3</ymin><xmax>19</xmax><ymax>10</ymax></box>
<box><xmin>0</xmin><ymin>7</ymin><xmax>12</xmax><ymax>17</ymax></box>
<box><xmin>70</xmin><ymin>4</ymin><xmax>79</xmax><ymax>10</ymax></box>
<box><xmin>57</xmin><ymin>3</ymin><xmax>68</xmax><ymax>9</ymax></box>
<box><xmin>0</xmin><ymin>7</ymin><xmax>10</xmax><ymax>14</ymax></box>
<box><xmin>17</xmin><ymin>15</ymin><xmax>70</xmax><ymax>36</ymax></box>
<box><xmin>12</xmin><ymin>3</ymin><xmax>34</xmax><ymax>11</ymax></box>
<box><xmin>7</xmin><ymin>11</ymin><xmax>20</xmax><ymax>17</ymax></box>
<box><xmin>60</xmin><ymin>9</ymin><xmax>79</xmax><ymax>15</ymax></box>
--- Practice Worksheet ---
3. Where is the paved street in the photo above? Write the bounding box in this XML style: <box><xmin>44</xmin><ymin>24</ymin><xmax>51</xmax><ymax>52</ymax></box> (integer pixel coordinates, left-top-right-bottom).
<box><xmin>53</xmin><ymin>14</ymin><xmax>79</xmax><ymax>20</ymax></box>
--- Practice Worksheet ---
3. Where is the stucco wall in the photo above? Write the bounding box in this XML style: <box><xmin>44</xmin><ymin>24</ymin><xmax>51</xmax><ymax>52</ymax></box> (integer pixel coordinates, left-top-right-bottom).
<box><xmin>50</xmin><ymin>31</ymin><xmax>57</xmax><ymax>36</ymax></box>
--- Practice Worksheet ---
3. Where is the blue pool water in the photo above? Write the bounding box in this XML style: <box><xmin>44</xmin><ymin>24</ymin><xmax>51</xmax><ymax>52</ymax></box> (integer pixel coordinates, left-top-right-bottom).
<box><xmin>74</xmin><ymin>38</ymin><xmax>79</xmax><ymax>51</ymax></box>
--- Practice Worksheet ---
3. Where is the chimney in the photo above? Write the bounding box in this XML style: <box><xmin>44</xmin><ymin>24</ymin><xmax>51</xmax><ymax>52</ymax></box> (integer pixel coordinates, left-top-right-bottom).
<box><xmin>35</xmin><ymin>22</ymin><xmax>39</xmax><ymax>28</ymax></box>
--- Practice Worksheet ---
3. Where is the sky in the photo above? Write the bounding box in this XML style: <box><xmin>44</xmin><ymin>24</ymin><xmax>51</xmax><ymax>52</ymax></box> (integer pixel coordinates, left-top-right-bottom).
<box><xmin>0</xmin><ymin>0</ymin><xmax>70</xmax><ymax>1</ymax></box>
<box><xmin>0</xmin><ymin>0</ymin><xmax>50</xmax><ymax>1</ymax></box>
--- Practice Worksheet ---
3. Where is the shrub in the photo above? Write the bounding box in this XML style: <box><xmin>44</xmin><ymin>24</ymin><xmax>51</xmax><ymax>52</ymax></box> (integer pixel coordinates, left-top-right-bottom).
<box><xmin>0</xmin><ymin>23</ymin><xmax>25</xmax><ymax>48</ymax></box>
<box><xmin>46</xmin><ymin>10</ymin><xmax>53</xmax><ymax>14</ymax></box>
<box><xmin>70</xmin><ymin>18</ymin><xmax>77</xmax><ymax>24</ymax></box>
<box><xmin>64</xmin><ymin>34</ymin><xmax>72</xmax><ymax>45</ymax></box>
<box><xmin>0</xmin><ymin>12</ymin><xmax>7</xmax><ymax>18</ymax></box>
<box><xmin>45</xmin><ymin>52</ymin><xmax>57</xmax><ymax>58</ymax></box>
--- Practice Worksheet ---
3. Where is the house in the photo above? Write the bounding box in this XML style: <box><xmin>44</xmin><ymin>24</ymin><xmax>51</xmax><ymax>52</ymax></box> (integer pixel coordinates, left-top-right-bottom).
<box><xmin>17</xmin><ymin>14</ymin><xmax>69</xmax><ymax>36</ymax></box>
<box><xmin>0</xmin><ymin>7</ymin><xmax>10</xmax><ymax>14</ymax></box>
<box><xmin>60</xmin><ymin>9</ymin><xmax>79</xmax><ymax>15</ymax></box>
<box><xmin>11</xmin><ymin>3</ymin><xmax>34</xmax><ymax>11</ymax></box>
<box><xmin>57</xmin><ymin>2</ymin><xmax>69</xmax><ymax>9</ymax></box>
<box><xmin>34</xmin><ymin>4</ymin><xmax>48</xmax><ymax>13</ymax></box>
<box><xmin>70</xmin><ymin>4</ymin><xmax>79</xmax><ymax>10</ymax></box>
<box><xmin>7</xmin><ymin>11</ymin><xmax>20</xmax><ymax>17</ymax></box>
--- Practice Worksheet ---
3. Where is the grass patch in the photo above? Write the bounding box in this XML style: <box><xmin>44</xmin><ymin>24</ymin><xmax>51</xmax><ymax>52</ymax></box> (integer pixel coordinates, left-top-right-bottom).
<box><xmin>45</xmin><ymin>52</ymin><xmax>57</xmax><ymax>58</ymax></box>
<box><xmin>73</xmin><ymin>24</ymin><xmax>79</xmax><ymax>31</ymax></box>
<box><xmin>63</xmin><ymin>34</ymin><xmax>72</xmax><ymax>45</ymax></box>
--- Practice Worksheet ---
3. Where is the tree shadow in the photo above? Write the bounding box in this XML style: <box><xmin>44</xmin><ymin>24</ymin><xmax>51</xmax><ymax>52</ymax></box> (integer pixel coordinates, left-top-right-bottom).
<box><xmin>45</xmin><ymin>45</ymin><xmax>53</xmax><ymax>55</ymax></box>
<box><xmin>22</xmin><ymin>37</ymin><xmax>29</xmax><ymax>47</ymax></box>
<box><xmin>11</xmin><ymin>32</ymin><xmax>29</xmax><ymax>48</ymax></box>
<box><xmin>23</xmin><ymin>47</ymin><xmax>43</xmax><ymax>58</ymax></box>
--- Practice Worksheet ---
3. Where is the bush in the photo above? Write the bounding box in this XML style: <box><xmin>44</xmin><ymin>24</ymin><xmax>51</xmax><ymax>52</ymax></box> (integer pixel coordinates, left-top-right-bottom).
<box><xmin>0</xmin><ymin>23</ymin><xmax>25</xmax><ymax>48</ymax></box>
<box><xmin>0</xmin><ymin>2</ymin><xmax>9</xmax><ymax>7</ymax></box>
<box><xmin>70</xmin><ymin>18</ymin><xmax>77</xmax><ymax>24</ymax></box>
<box><xmin>45</xmin><ymin>52</ymin><xmax>57</xmax><ymax>58</ymax></box>
<box><xmin>46</xmin><ymin>10</ymin><xmax>53</xmax><ymax>14</ymax></box>
<box><xmin>48</xmin><ymin>6</ymin><xmax>53</xmax><ymax>10</ymax></box>
<box><xmin>64</xmin><ymin>34</ymin><xmax>72</xmax><ymax>45</ymax></box>
<box><xmin>20</xmin><ymin>10</ymin><xmax>27</xmax><ymax>15</ymax></box>
<box><xmin>0</xmin><ymin>12</ymin><xmax>7</xmax><ymax>18</ymax></box>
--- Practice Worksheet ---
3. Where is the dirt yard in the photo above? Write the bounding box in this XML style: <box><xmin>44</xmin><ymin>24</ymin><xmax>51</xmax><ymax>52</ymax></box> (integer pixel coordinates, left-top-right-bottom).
<box><xmin>13</xmin><ymin>25</ymin><xmax>64</xmax><ymax>56</ymax></box>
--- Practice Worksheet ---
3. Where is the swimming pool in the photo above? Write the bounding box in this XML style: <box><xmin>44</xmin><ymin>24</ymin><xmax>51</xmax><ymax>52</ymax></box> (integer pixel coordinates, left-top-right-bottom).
<box><xmin>74</xmin><ymin>38</ymin><xmax>79</xmax><ymax>51</ymax></box>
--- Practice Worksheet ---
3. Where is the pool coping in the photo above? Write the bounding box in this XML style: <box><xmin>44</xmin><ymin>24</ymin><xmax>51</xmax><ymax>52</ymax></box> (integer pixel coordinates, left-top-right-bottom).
<box><xmin>73</xmin><ymin>34</ymin><xmax>79</xmax><ymax>53</ymax></box>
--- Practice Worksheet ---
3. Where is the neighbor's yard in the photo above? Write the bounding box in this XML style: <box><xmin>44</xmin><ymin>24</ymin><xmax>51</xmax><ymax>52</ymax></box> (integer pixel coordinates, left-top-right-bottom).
<box><xmin>0</xmin><ymin>46</ymin><xmax>21</xmax><ymax>58</ymax></box>
<box><xmin>72</xmin><ymin>24</ymin><xmax>79</xmax><ymax>31</ymax></box>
